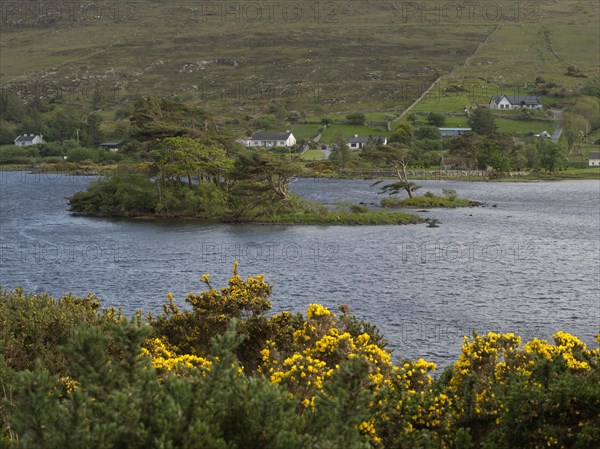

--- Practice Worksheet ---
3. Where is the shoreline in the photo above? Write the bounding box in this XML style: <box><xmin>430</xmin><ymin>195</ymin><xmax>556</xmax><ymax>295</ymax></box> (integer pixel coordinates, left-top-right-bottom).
<box><xmin>70</xmin><ymin>211</ymin><xmax>426</xmax><ymax>226</ymax></box>
<box><xmin>1</xmin><ymin>164</ymin><xmax>599</xmax><ymax>181</ymax></box>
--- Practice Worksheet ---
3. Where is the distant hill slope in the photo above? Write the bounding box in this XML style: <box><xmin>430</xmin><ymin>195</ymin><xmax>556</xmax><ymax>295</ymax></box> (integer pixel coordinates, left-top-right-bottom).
<box><xmin>1</xmin><ymin>0</ymin><xmax>598</xmax><ymax>117</ymax></box>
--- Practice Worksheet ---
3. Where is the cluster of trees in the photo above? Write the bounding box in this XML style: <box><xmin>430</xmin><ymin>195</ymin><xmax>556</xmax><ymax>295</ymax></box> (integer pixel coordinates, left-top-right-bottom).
<box><xmin>446</xmin><ymin>131</ymin><xmax>568</xmax><ymax>173</ymax></box>
<box><xmin>0</xmin><ymin>140</ymin><xmax>123</xmax><ymax>165</ymax></box>
<box><xmin>1</xmin><ymin>272</ymin><xmax>598</xmax><ymax>449</ymax></box>
<box><xmin>325</xmin><ymin>108</ymin><xmax>572</xmax><ymax>175</ymax></box>
<box><xmin>69</xmin><ymin>97</ymin><xmax>317</xmax><ymax>220</ymax></box>
<box><xmin>561</xmin><ymin>97</ymin><xmax>600</xmax><ymax>151</ymax></box>
<box><xmin>333</xmin><ymin>93</ymin><xmax>598</xmax><ymax>175</ymax></box>
<box><xmin>0</xmin><ymin>92</ymin><xmax>120</xmax><ymax>147</ymax></box>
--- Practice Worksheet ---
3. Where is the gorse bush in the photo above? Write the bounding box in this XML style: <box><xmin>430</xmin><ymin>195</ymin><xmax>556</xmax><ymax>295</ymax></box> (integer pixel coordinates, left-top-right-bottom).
<box><xmin>1</xmin><ymin>269</ymin><xmax>599</xmax><ymax>448</ymax></box>
<box><xmin>0</xmin><ymin>287</ymin><xmax>123</xmax><ymax>374</ymax></box>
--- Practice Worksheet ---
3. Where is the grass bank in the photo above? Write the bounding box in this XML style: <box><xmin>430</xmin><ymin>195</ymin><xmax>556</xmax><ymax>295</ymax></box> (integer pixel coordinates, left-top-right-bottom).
<box><xmin>257</xmin><ymin>210</ymin><xmax>423</xmax><ymax>225</ymax></box>
<box><xmin>400</xmin><ymin>196</ymin><xmax>474</xmax><ymax>208</ymax></box>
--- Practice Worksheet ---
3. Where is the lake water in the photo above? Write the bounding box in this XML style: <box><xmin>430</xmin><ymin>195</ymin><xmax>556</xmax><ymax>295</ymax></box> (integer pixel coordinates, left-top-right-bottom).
<box><xmin>1</xmin><ymin>170</ymin><xmax>599</xmax><ymax>368</ymax></box>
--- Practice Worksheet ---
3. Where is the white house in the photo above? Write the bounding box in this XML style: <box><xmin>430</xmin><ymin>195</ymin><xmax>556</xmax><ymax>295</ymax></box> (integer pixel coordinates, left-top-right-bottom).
<box><xmin>14</xmin><ymin>134</ymin><xmax>45</xmax><ymax>147</ymax></box>
<box><xmin>244</xmin><ymin>131</ymin><xmax>296</xmax><ymax>148</ymax></box>
<box><xmin>588</xmin><ymin>151</ymin><xmax>600</xmax><ymax>167</ymax></box>
<box><xmin>346</xmin><ymin>135</ymin><xmax>387</xmax><ymax>150</ymax></box>
<box><xmin>490</xmin><ymin>95</ymin><xmax>542</xmax><ymax>110</ymax></box>
<box><xmin>438</xmin><ymin>128</ymin><xmax>472</xmax><ymax>137</ymax></box>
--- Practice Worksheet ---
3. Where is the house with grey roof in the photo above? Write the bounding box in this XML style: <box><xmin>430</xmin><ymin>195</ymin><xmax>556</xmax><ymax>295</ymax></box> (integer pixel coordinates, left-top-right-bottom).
<box><xmin>99</xmin><ymin>142</ymin><xmax>123</xmax><ymax>152</ymax></box>
<box><xmin>588</xmin><ymin>151</ymin><xmax>600</xmax><ymax>167</ymax></box>
<box><xmin>346</xmin><ymin>135</ymin><xmax>387</xmax><ymax>150</ymax></box>
<box><xmin>438</xmin><ymin>128</ymin><xmax>472</xmax><ymax>137</ymax></box>
<box><xmin>243</xmin><ymin>131</ymin><xmax>296</xmax><ymax>148</ymax></box>
<box><xmin>14</xmin><ymin>134</ymin><xmax>45</xmax><ymax>147</ymax></box>
<box><xmin>490</xmin><ymin>95</ymin><xmax>542</xmax><ymax>110</ymax></box>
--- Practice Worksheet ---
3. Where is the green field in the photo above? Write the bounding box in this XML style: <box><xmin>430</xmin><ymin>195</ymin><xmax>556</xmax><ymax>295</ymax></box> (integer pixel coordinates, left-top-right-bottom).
<box><xmin>302</xmin><ymin>149</ymin><xmax>326</xmax><ymax>160</ymax></box>
<box><xmin>406</xmin><ymin>4</ymin><xmax>599</xmax><ymax>119</ymax></box>
<box><xmin>287</xmin><ymin>124</ymin><xmax>321</xmax><ymax>141</ymax></box>
<box><xmin>495</xmin><ymin>118</ymin><xmax>553</xmax><ymax>134</ymax></box>
<box><xmin>320</xmin><ymin>124</ymin><xmax>388</xmax><ymax>143</ymax></box>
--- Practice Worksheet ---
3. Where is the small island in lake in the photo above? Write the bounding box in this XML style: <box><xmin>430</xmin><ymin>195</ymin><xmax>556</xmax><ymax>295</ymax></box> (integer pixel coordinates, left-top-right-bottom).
<box><xmin>67</xmin><ymin>98</ymin><xmax>478</xmax><ymax>225</ymax></box>
<box><xmin>67</xmin><ymin>151</ymin><xmax>422</xmax><ymax>226</ymax></box>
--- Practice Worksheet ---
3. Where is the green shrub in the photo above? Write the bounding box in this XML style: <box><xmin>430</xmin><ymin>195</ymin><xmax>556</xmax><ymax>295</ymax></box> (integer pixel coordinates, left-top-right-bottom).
<box><xmin>350</xmin><ymin>204</ymin><xmax>369</xmax><ymax>213</ymax></box>
<box><xmin>380</xmin><ymin>197</ymin><xmax>403</xmax><ymax>208</ymax></box>
<box><xmin>66</xmin><ymin>147</ymin><xmax>100</xmax><ymax>163</ymax></box>
<box><xmin>401</xmin><ymin>195</ymin><xmax>471</xmax><ymax>208</ymax></box>
<box><xmin>442</xmin><ymin>188</ymin><xmax>457</xmax><ymax>200</ymax></box>
<box><xmin>0</xmin><ymin>287</ymin><xmax>124</xmax><ymax>375</ymax></box>
<box><xmin>1</xmin><ymin>281</ymin><xmax>599</xmax><ymax>448</ymax></box>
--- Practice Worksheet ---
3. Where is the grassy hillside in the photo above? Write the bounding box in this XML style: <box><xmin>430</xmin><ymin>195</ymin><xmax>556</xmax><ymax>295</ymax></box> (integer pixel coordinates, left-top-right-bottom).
<box><xmin>1</xmin><ymin>1</ymin><xmax>598</xmax><ymax>131</ymax></box>
<box><xmin>408</xmin><ymin>2</ymin><xmax>600</xmax><ymax>114</ymax></box>
<box><xmin>0</xmin><ymin>1</ymin><xmax>494</xmax><ymax>116</ymax></box>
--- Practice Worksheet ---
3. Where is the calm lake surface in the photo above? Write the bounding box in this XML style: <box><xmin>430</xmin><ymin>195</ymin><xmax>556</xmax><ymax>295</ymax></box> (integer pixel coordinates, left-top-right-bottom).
<box><xmin>1</xmin><ymin>170</ymin><xmax>599</xmax><ymax>368</ymax></box>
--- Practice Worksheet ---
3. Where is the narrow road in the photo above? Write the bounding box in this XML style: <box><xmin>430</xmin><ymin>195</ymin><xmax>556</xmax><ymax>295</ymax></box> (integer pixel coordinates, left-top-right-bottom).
<box><xmin>392</xmin><ymin>24</ymin><xmax>501</xmax><ymax>124</ymax></box>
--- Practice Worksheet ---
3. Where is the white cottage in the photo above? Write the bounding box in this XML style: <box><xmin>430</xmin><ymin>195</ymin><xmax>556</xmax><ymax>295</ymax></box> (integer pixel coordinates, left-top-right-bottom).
<box><xmin>490</xmin><ymin>95</ymin><xmax>542</xmax><ymax>110</ymax></box>
<box><xmin>244</xmin><ymin>131</ymin><xmax>296</xmax><ymax>148</ymax></box>
<box><xmin>346</xmin><ymin>135</ymin><xmax>387</xmax><ymax>150</ymax></box>
<box><xmin>14</xmin><ymin>134</ymin><xmax>45</xmax><ymax>147</ymax></box>
<box><xmin>588</xmin><ymin>151</ymin><xmax>600</xmax><ymax>167</ymax></box>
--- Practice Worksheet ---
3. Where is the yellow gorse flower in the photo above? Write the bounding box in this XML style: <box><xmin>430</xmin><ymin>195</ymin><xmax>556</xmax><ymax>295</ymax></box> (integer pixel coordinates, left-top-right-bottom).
<box><xmin>142</xmin><ymin>337</ymin><xmax>212</xmax><ymax>377</ymax></box>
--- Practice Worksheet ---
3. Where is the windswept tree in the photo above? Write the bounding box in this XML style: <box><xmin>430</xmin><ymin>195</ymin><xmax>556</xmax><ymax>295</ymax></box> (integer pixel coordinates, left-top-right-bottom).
<box><xmin>362</xmin><ymin>144</ymin><xmax>420</xmax><ymax>198</ymax></box>
<box><xmin>153</xmin><ymin>137</ymin><xmax>233</xmax><ymax>187</ymax></box>
<box><xmin>130</xmin><ymin>97</ymin><xmax>237</xmax><ymax>151</ymax></box>
<box><xmin>131</xmin><ymin>97</ymin><xmax>213</xmax><ymax>140</ymax></box>
<box><xmin>233</xmin><ymin>150</ymin><xmax>304</xmax><ymax>201</ymax></box>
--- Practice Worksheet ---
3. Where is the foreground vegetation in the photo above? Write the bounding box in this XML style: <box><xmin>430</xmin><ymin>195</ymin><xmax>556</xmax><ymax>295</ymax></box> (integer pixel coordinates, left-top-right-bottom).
<box><xmin>1</xmin><ymin>268</ymin><xmax>599</xmax><ymax>449</ymax></box>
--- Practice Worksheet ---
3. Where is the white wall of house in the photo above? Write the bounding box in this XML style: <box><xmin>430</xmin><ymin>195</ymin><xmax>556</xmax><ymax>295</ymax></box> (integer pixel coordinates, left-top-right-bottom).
<box><xmin>246</xmin><ymin>133</ymin><xmax>296</xmax><ymax>147</ymax></box>
<box><xmin>285</xmin><ymin>134</ymin><xmax>296</xmax><ymax>146</ymax></box>
<box><xmin>589</xmin><ymin>158</ymin><xmax>600</xmax><ymax>167</ymax></box>
<box><xmin>490</xmin><ymin>96</ymin><xmax>543</xmax><ymax>110</ymax></box>
<box><xmin>491</xmin><ymin>97</ymin><xmax>514</xmax><ymax>110</ymax></box>
<box><xmin>14</xmin><ymin>135</ymin><xmax>44</xmax><ymax>147</ymax></box>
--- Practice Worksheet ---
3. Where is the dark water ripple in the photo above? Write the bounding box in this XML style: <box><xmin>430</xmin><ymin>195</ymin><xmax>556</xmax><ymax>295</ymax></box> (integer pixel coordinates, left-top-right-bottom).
<box><xmin>1</xmin><ymin>171</ymin><xmax>599</xmax><ymax>368</ymax></box>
